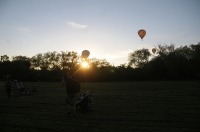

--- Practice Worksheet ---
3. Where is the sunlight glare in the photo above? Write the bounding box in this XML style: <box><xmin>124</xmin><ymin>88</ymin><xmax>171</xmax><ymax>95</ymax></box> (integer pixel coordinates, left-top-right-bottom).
<box><xmin>81</xmin><ymin>61</ymin><xmax>89</xmax><ymax>68</ymax></box>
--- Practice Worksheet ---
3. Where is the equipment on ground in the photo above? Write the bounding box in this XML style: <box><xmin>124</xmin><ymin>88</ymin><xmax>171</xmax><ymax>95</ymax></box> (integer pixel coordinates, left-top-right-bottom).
<box><xmin>75</xmin><ymin>91</ymin><xmax>94</xmax><ymax>113</ymax></box>
<box><xmin>11</xmin><ymin>80</ymin><xmax>36</xmax><ymax>96</ymax></box>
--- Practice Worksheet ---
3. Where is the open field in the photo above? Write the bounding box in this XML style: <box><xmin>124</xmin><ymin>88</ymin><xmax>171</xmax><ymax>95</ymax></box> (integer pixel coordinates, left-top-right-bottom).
<box><xmin>0</xmin><ymin>81</ymin><xmax>200</xmax><ymax>132</ymax></box>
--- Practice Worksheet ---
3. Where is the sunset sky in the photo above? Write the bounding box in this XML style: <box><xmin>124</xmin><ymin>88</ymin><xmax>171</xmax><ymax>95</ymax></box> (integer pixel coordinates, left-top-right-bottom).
<box><xmin>0</xmin><ymin>0</ymin><xmax>200</xmax><ymax>65</ymax></box>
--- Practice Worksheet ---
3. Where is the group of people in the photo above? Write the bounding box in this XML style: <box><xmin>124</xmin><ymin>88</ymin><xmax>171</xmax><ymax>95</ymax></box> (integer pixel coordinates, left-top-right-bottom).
<box><xmin>5</xmin><ymin>73</ymin><xmax>93</xmax><ymax>117</ymax></box>
<box><xmin>5</xmin><ymin>76</ymin><xmax>26</xmax><ymax>99</ymax></box>
<box><xmin>63</xmin><ymin>73</ymin><xmax>93</xmax><ymax>117</ymax></box>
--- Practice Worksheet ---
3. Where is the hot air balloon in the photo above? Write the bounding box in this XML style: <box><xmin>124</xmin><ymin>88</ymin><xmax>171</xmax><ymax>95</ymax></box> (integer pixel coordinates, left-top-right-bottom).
<box><xmin>138</xmin><ymin>29</ymin><xmax>146</xmax><ymax>40</ymax></box>
<box><xmin>82</xmin><ymin>50</ymin><xmax>90</xmax><ymax>59</ymax></box>
<box><xmin>152</xmin><ymin>48</ymin><xmax>156</xmax><ymax>54</ymax></box>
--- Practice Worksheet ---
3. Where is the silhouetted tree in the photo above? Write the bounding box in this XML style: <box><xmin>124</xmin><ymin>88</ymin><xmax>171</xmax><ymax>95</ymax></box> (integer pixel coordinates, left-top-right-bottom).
<box><xmin>1</xmin><ymin>55</ymin><xmax>9</xmax><ymax>62</ymax></box>
<box><xmin>59</xmin><ymin>51</ymin><xmax>79</xmax><ymax>73</ymax></box>
<box><xmin>190</xmin><ymin>43</ymin><xmax>200</xmax><ymax>78</ymax></box>
<box><xmin>1</xmin><ymin>43</ymin><xmax>199</xmax><ymax>81</ymax></box>
<box><xmin>89</xmin><ymin>58</ymin><xmax>111</xmax><ymax>68</ymax></box>
<box><xmin>31</xmin><ymin>53</ymin><xmax>48</xmax><ymax>70</ymax></box>
<box><xmin>129</xmin><ymin>48</ymin><xmax>151</xmax><ymax>68</ymax></box>
<box><xmin>12</xmin><ymin>55</ymin><xmax>30</xmax><ymax>61</ymax></box>
<box><xmin>144</xmin><ymin>43</ymin><xmax>200</xmax><ymax>80</ymax></box>
<box><xmin>48</xmin><ymin>51</ymin><xmax>60</xmax><ymax>70</ymax></box>
<box><xmin>155</xmin><ymin>44</ymin><xmax>175</xmax><ymax>57</ymax></box>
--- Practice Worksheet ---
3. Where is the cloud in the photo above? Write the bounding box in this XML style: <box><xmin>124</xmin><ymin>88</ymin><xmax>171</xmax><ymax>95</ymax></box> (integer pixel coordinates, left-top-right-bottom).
<box><xmin>66</xmin><ymin>21</ymin><xmax>88</xmax><ymax>30</ymax></box>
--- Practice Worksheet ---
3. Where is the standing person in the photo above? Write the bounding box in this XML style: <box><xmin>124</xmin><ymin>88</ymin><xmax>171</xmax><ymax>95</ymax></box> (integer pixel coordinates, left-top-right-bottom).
<box><xmin>5</xmin><ymin>76</ymin><xmax>12</xmax><ymax>99</ymax></box>
<box><xmin>64</xmin><ymin>73</ymin><xmax>80</xmax><ymax>117</ymax></box>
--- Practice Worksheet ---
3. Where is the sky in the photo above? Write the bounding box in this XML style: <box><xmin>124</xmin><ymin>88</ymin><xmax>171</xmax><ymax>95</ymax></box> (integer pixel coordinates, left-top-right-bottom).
<box><xmin>0</xmin><ymin>0</ymin><xmax>200</xmax><ymax>66</ymax></box>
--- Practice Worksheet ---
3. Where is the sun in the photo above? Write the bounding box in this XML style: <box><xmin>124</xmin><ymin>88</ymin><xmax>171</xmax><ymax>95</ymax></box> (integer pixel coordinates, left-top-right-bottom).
<box><xmin>81</xmin><ymin>61</ymin><xmax>89</xmax><ymax>68</ymax></box>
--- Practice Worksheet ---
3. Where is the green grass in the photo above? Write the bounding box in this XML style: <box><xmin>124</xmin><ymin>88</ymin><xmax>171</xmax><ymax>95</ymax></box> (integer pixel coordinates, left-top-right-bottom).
<box><xmin>0</xmin><ymin>81</ymin><xmax>200</xmax><ymax>132</ymax></box>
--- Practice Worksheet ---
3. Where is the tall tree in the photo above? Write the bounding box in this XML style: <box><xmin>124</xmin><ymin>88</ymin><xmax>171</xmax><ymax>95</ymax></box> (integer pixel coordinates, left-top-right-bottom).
<box><xmin>128</xmin><ymin>48</ymin><xmax>151</xmax><ymax>68</ymax></box>
<box><xmin>155</xmin><ymin>44</ymin><xmax>175</xmax><ymax>57</ymax></box>
<box><xmin>89</xmin><ymin>58</ymin><xmax>111</xmax><ymax>68</ymax></box>
<box><xmin>1</xmin><ymin>55</ymin><xmax>10</xmax><ymax>62</ymax></box>
<box><xmin>190</xmin><ymin>43</ymin><xmax>200</xmax><ymax>77</ymax></box>
<box><xmin>31</xmin><ymin>53</ymin><xmax>48</xmax><ymax>70</ymax></box>
<box><xmin>12</xmin><ymin>55</ymin><xmax>30</xmax><ymax>61</ymax></box>
<box><xmin>59</xmin><ymin>51</ymin><xmax>79</xmax><ymax>72</ymax></box>
<box><xmin>48</xmin><ymin>51</ymin><xmax>60</xmax><ymax>70</ymax></box>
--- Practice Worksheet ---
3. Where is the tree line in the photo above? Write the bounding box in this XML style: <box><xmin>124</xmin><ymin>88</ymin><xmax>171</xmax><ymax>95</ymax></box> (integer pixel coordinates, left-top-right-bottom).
<box><xmin>0</xmin><ymin>43</ymin><xmax>200</xmax><ymax>82</ymax></box>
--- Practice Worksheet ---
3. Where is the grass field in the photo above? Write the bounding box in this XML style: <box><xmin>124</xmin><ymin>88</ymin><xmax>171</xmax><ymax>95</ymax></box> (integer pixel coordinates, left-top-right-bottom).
<box><xmin>0</xmin><ymin>81</ymin><xmax>200</xmax><ymax>132</ymax></box>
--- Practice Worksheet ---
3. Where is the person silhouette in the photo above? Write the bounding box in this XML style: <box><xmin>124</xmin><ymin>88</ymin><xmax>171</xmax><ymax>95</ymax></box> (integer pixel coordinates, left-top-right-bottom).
<box><xmin>5</xmin><ymin>76</ymin><xmax>12</xmax><ymax>99</ymax></box>
<box><xmin>64</xmin><ymin>73</ymin><xmax>80</xmax><ymax>117</ymax></box>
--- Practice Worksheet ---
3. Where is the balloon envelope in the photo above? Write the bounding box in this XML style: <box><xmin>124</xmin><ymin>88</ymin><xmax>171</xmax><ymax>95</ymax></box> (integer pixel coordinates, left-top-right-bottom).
<box><xmin>138</xmin><ymin>29</ymin><xmax>146</xmax><ymax>39</ymax></box>
<box><xmin>82</xmin><ymin>50</ymin><xmax>90</xmax><ymax>59</ymax></box>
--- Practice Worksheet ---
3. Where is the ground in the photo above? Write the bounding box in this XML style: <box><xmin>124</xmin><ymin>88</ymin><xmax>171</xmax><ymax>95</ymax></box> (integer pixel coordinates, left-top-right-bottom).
<box><xmin>0</xmin><ymin>81</ymin><xmax>199</xmax><ymax>132</ymax></box>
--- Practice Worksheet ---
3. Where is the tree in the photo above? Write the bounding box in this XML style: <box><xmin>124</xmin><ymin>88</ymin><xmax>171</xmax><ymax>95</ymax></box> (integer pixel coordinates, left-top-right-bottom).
<box><xmin>1</xmin><ymin>55</ymin><xmax>10</xmax><ymax>62</ymax></box>
<box><xmin>48</xmin><ymin>51</ymin><xmax>60</xmax><ymax>70</ymax></box>
<box><xmin>12</xmin><ymin>55</ymin><xmax>31</xmax><ymax>71</ymax></box>
<box><xmin>31</xmin><ymin>53</ymin><xmax>48</xmax><ymax>70</ymax></box>
<box><xmin>155</xmin><ymin>44</ymin><xmax>175</xmax><ymax>57</ymax></box>
<box><xmin>12</xmin><ymin>55</ymin><xmax>30</xmax><ymax>61</ymax></box>
<box><xmin>190</xmin><ymin>43</ymin><xmax>200</xmax><ymax>78</ymax></box>
<box><xmin>89</xmin><ymin>58</ymin><xmax>111</xmax><ymax>68</ymax></box>
<box><xmin>145</xmin><ymin>43</ymin><xmax>200</xmax><ymax>80</ymax></box>
<box><xmin>128</xmin><ymin>48</ymin><xmax>151</xmax><ymax>68</ymax></box>
<box><xmin>59</xmin><ymin>51</ymin><xmax>79</xmax><ymax>72</ymax></box>
<box><xmin>42</xmin><ymin>51</ymin><xmax>60</xmax><ymax>70</ymax></box>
